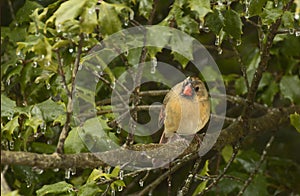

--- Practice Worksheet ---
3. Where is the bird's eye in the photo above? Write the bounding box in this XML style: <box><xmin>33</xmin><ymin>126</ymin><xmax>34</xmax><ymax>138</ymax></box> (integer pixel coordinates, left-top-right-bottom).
<box><xmin>194</xmin><ymin>86</ymin><xmax>200</xmax><ymax>92</ymax></box>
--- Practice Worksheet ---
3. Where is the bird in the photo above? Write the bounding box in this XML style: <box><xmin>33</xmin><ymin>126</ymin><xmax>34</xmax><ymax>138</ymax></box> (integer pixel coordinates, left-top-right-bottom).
<box><xmin>159</xmin><ymin>76</ymin><xmax>210</xmax><ymax>144</ymax></box>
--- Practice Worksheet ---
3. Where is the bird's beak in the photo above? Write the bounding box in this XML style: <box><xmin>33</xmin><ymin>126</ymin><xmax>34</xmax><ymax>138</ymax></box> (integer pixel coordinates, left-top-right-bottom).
<box><xmin>182</xmin><ymin>82</ymin><xmax>193</xmax><ymax>96</ymax></box>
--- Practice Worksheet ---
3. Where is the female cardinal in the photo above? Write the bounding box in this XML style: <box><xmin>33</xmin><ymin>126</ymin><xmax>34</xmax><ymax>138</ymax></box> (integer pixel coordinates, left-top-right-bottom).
<box><xmin>159</xmin><ymin>77</ymin><xmax>210</xmax><ymax>143</ymax></box>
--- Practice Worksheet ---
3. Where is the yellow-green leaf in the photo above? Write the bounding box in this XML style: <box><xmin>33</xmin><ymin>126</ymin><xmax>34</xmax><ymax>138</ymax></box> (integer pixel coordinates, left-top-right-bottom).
<box><xmin>290</xmin><ymin>113</ymin><xmax>300</xmax><ymax>133</ymax></box>
<box><xmin>2</xmin><ymin>116</ymin><xmax>19</xmax><ymax>135</ymax></box>
<box><xmin>222</xmin><ymin>145</ymin><xmax>233</xmax><ymax>163</ymax></box>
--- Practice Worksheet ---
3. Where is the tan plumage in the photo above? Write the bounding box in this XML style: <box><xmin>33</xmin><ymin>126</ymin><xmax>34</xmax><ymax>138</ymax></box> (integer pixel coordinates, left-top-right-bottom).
<box><xmin>159</xmin><ymin>77</ymin><xmax>210</xmax><ymax>143</ymax></box>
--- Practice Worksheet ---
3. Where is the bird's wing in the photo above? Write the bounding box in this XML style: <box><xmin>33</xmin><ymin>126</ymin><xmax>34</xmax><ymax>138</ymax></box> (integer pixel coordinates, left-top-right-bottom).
<box><xmin>158</xmin><ymin>104</ymin><xmax>165</xmax><ymax>127</ymax></box>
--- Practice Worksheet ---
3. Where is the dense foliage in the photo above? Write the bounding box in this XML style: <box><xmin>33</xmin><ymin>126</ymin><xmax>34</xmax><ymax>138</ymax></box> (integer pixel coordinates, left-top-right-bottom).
<box><xmin>1</xmin><ymin>0</ymin><xmax>300</xmax><ymax>195</ymax></box>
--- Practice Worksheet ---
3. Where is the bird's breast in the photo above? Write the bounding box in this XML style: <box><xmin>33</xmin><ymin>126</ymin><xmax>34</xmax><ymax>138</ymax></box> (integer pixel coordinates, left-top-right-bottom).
<box><xmin>163</xmin><ymin>94</ymin><xmax>210</xmax><ymax>136</ymax></box>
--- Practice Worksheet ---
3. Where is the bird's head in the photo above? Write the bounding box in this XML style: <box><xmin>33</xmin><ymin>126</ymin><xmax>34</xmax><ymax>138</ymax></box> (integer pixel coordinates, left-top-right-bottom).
<box><xmin>181</xmin><ymin>77</ymin><xmax>209</xmax><ymax>100</ymax></box>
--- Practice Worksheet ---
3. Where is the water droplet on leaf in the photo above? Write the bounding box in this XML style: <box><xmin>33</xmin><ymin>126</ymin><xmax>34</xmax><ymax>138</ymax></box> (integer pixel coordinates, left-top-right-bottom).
<box><xmin>33</xmin><ymin>61</ymin><xmax>38</xmax><ymax>68</ymax></box>
<box><xmin>289</xmin><ymin>28</ymin><xmax>295</xmax><ymax>35</ymax></box>
<box><xmin>32</xmin><ymin>167</ymin><xmax>44</xmax><ymax>174</ymax></box>
<box><xmin>110</xmin><ymin>81</ymin><xmax>116</xmax><ymax>89</ymax></box>
<box><xmin>88</xmin><ymin>9</ymin><xmax>94</xmax><ymax>15</ymax></box>
<box><xmin>116</xmin><ymin>127</ymin><xmax>121</xmax><ymax>134</ymax></box>
<box><xmin>124</xmin><ymin>20</ymin><xmax>129</xmax><ymax>26</ymax></box>
<box><xmin>71</xmin><ymin>168</ymin><xmax>76</xmax><ymax>175</ymax></box>
<box><xmin>105</xmin><ymin>166</ymin><xmax>111</xmax><ymax>173</ymax></box>
<box><xmin>119</xmin><ymin>170</ymin><xmax>124</xmax><ymax>180</ymax></box>
<box><xmin>139</xmin><ymin>179</ymin><xmax>144</xmax><ymax>187</ymax></box>
<box><xmin>151</xmin><ymin>57</ymin><xmax>157</xmax><ymax>74</ymax></box>
<box><xmin>118</xmin><ymin>186</ymin><xmax>123</xmax><ymax>192</ymax></box>
<box><xmin>65</xmin><ymin>168</ymin><xmax>71</xmax><ymax>179</ymax></box>
<box><xmin>111</xmin><ymin>189</ymin><xmax>115</xmax><ymax>196</ymax></box>
<box><xmin>215</xmin><ymin>35</ymin><xmax>220</xmax><ymax>46</ymax></box>
<box><xmin>124</xmin><ymin>49</ymin><xmax>129</xmax><ymax>56</ymax></box>
<box><xmin>57</xmin><ymin>24</ymin><xmax>62</xmax><ymax>33</ymax></box>
<box><xmin>9</xmin><ymin>141</ymin><xmax>14</xmax><ymax>150</ymax></box>
<box><xmin>6</xmin><ymin>79</ymin><xmax>11</xmax><ymax>86</ymax></box>
<box><xmin>78</xmin><ymin>64</ymin><xmax>83</xmax><ymax>70</ymax></box>
<box><xmin>217</xmin><ymin>47</ymin><xmax>223</xmax><ymax>55</ymax></box>
<box><xmin>46</xmin><ymin>83</ymin><xmax>51</xmax><ymax>90</ymax></box>
<box><xmin>203</xmin><ymin>27</ymin><xmax>210</xmax><ymax>33</ymax></box>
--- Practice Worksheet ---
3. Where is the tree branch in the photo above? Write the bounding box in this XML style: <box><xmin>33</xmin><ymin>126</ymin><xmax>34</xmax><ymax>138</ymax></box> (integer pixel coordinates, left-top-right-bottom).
<box><xmin>56</xmin><ymin>34</ymin><xmax>84</xmax><ymax>154</ymax></box>
<box><xmin>245</xmin><ymin>0</ymin><xmax>294</xmax><ymax>105</ymax></box>
<box><xmin>2</xmin><ymin>106</ymin><xmax>299</xmax><ymax>169</ymax></box>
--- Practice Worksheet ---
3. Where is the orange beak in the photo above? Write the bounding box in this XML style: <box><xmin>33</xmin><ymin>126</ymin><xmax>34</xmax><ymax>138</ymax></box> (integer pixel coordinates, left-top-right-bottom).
<box><xmin>182</xmin><ymin>83</ymin><xmax>193</xmax><ymax>96</ymax></box>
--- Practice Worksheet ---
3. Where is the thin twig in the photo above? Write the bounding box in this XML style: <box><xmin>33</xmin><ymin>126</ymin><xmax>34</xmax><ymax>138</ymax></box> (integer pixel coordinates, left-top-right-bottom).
<box><xmin>147</xmin><ymin>0</ymin><xmax>159</xmax><ymax>25</ymax></box>
<box><xmin>56</xmin><ymin>50</ymin><xmax>71</xmax><ymax>97</ymax></box>
<box><xmin>228</xmin><ymin>38</ymin><xmax>250</xmax><ymax>92</ymax></box>
<box><xmin>237</xmin><ymin>135</ymin><xmax>275</xmax><ymax>195</ymax></box>
<box><xmin>97</xmin><ymin>169</ymin><xmax>145</xmax><ymax>185</ymax></box>
<box><xmin>198</xmin><ymin>142</ymin><xmax>241</xmax><ymax>195</ymax></box>
<box><xmin>8</xmin><ymin>0</ymin><xmax>16</xmax><ymax>21</ymax></box>
<box><xmin>179</xmin><ymin>158</ymin><xmax>202</xmax><ymax>195</ymax></box>
<box><xmin>132</xmin><ymin>154</ymin><xmax>199</xmax><ymax>196</ymax></box>
<box><xmin>56</xmin><ymin>34</ymin><xmax>84</xmax><ymax>153</ymax></box>
<box><xmin>195</xmin><ymin>174</ymin><xmax>244</xmax><ymax>183</ymax></box>
<box><xmin>245</xmin><ymin>0</ymin><xmax>294</xmax><ymax>105</ymax></box>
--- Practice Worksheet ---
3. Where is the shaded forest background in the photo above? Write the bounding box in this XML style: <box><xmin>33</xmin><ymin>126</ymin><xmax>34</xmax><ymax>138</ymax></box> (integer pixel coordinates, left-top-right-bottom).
<box><xmin>1</xmin><ymin>0</ymin><xmax>300</xmax><ymax>195</ymax></box>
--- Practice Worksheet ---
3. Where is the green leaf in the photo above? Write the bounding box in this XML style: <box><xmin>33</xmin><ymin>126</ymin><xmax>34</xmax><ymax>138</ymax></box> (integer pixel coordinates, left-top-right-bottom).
<box><xmin>221</xmin><ymin>145</ymin><xmax>233</xmax><ymax>163</ymax></box>
<box><xmin>15</xmin><ymin>0</ymin><xmax>42</xmax><ymax>24</ymax></box>
<box><xmin>176</xmin><ymin>15</ymin><xmax>199</xmax><ymax>34</ymax></box>
<box><xmin>188</xmin><ymin>0</ymin><xmax>211</xmax><ymax>20</ymax></box>
<box><xmin>111</xmin><ymin>179</ymin><xmax>125</xmax><ymax>190</ymax></box>
<box><xmin>31</xmin><ymin>142</ymin><xmax>56</xmax><ymax>154</ymax></box>
<box><xmin>36</xmin><ymin>181</ymin><xmax>74</xmax><ymax>196</ymax></box>
<box><xmin>111</xmin><ymin>166</ymin><xmax>120</xmax><ymax>177</ymax></box>
<box><xmin>201</xmin><ymin>66</ymin><xmax>220</xmax><ymax>82</ymax></box>
<box><xmin>282</xmin><ymin>11</ymin><xmax>295</xmax><ymax>28</ymax></box>
<box><xmin>64</xmin><ymin>127</ymin><xmax>88</xmax><ymax>154</ymax></box>
<box><xmin>199</xmin><ymin>160</ymin><xmax>209</xmax><ymax>176</ymax></box>
<box><xmin>192</xmin><ymin>181</ymin><xmax>208</xmax><ymax>196</ymax></box>
<box><xmin>235</xmin><ymin>77</ymin><xmax>247</xmax><ymax>95</ymax></box>
<box><xmin>295</xmin><ymin>0</ymin><xmax>300</xmax><ymax>20</ymax></box>
<box><xmin>25</xmin><ymin>116</ymin><xmax>44</xmax><ymax>133</ymax></box>
<box><xmin>247</xmin><ymin>51</ymin><xmax>261</xmax><ymax>84</ymax></box>
<box><xmin>244</xmin><ymin>174</ymin><xmax>268</xmax><ymax>196</ymax></box>
<box><xmin>138</xmin><ymin>0</ymin><xmax>153</xmax><ymax>19</ymax></box>
<box><xmin>98</xmin><ymin>2</ymin><xmax>123</xmax><ymax>36</ymax></box>
<box><xmin>248</xmin><ymin>0</ymin><xmax>268</xmax><ymax>17</ymax></box>
<box><xmin>261</xmin><ymin>2</ymin><xmax>283</xmax><ymax>25</ymax></box>
<box><xmin>127</xmin><ymin>48</ymin><xmax>143</xmax><ymax>66</ymax></box>
<box><xmin>170</xmin><ymin>30</ymin><xmax>194</xmax><ymax>61</ymax></box>
<box><xmin>2</xmin><ymin>190</ymin><xmax>20</xmax><ymax>196</ymax></box>
<box><xmin>1</xmin><ymin>95</ymin><xmax>16</xmax><ymax>118</ymax></box>
<box><xmin>2</xmin><ymin>116</ymin><xmax>19</xmax><ymax>136</ymax></box>
<box><xmin>280</xmin><ymin>75</ymin><xmax>300</xmax><ymax>104</ymax></box>
<box><xmin>205</xmin><ymin>10</ymin><xmax>224</xmax><ymax>35</ymax></box>
<box><xmin>53</xmin><ymin>114</ymin><xmax>66</xmax><ymax>125</ymax></box>
<box><xmin>172</xmin><ymin>52</ymin><xmax>190</xmax><ymax>69</ymax></box>
<box><xmin>78</xmin><ymin>182</ymin><xmax>102</xmax><ymax>196</ymax></box>
<box><xmin>260</xmin><ymin>81</ymin><xmax>279</xmax><ymax>106</ymax></box>
<box><xmin>224</xmin><ymin>9</ymin><xmax>243</xmax><ymax>39</ymax></box>
<box><xmin>236</xmin><ymin>149</ymin><xmax>260</xmax><ymax>173</ymax></box>
<box><xmin>53</xmin><ymin>0</ymin><xmax>87</xmax><ymax>27</ymax></box>
<box><xmin>290</xmin><ymin>113</ymin><xmax>300</xmax><ymax>133</ymax></box>
<box><xmin>193</xmin><ymin>160</ymin><xmax>209</xmax><ymax>195</ymax></box>
<box><xmin>80</xmin><ymin>0</ymin><xmax>98</xmax><ymax>33</ymax></box>
<box><xmin>87</xmin><ymin>169</ymin><xmax>103</xmax><ymax>183</ymax></box>
<box><xmin>36</xmin><ymin>99</ymin><xmax>65</xmax><ymax>122</ymax></box>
